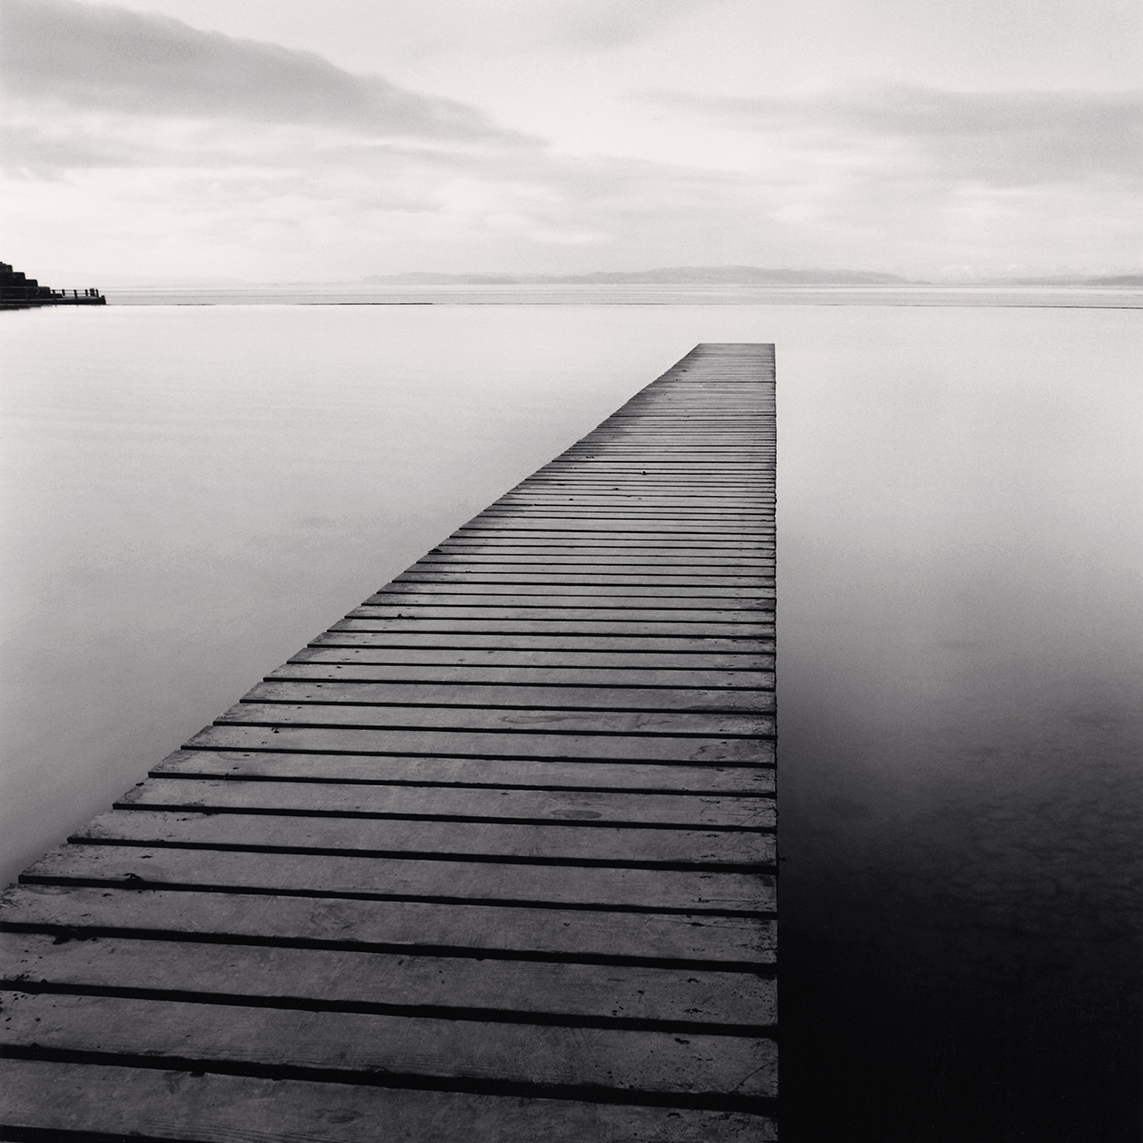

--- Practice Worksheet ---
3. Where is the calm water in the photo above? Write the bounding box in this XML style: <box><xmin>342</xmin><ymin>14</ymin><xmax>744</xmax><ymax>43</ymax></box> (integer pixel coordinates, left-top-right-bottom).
<box><xmin>108</xmin><ymin>281</ymin><xmax>1143</xmax><ymax>309</ymax></box>
<box><xmin>2</xmin><ymin>301</ymin><xmax>1140</xmax><ymax>1138</ymax></box>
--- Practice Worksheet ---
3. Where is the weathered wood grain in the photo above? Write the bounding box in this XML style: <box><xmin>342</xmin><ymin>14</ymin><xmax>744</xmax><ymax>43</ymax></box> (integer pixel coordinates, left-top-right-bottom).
<box><xmin>119</xmin><ymin>777</ymin><xmax>776</xmax><ymax>828</ymax></box>
<box><xmin>349</xmin><ymin>605</ymin><xmax>775</xmax><ymax>622</ymax></box>
<box><xmin>280</xmin><ymin>651</ymin><xmax>775</xmax><ymax>682</ymax></box>
<box><xmin>186</xmin><ymin>724</ymin><xmax>774</xmax><ymax>764</ymax></box>
<box><xmin>0</xmin><ymin>993</ymin><xmax>778</xmax><ymax>1099</ymax></box>
<box><xmin>0</xmin><ymin>885</ymin><xmax>777</xmax><ymax>966</ymax></box>
<box><xmin>331</xmin><ymin>617</ymin><xmax>774</xmax><ymax>638</ymax></box>
<box><xmin>309</xmin><ymin>631</ymin><xmax>774</xmax><ymax>651</ymax></box>
<box><xmin>0</xmin><ymin>1061</ymin><xmax>776</xmax><ymax>1142</ymax></box>
<box><xmin>291</xmin><ymin>645</ymin><xmax>776</xmax><ymax>671</ymax></box>
<box><xmin>22</xmin><ymin>844</ymin><xmax>778</xmax><ymax>913</ymax></box>
<box><xmin>216</xmin><ymin>699</ymin><xmax>775</xmax><ymax>738</ymax></box>
<box><xmin>355</xmin><ymin>596</ymin><xmax>776</xmax><ymax>614</ymax></box>
<box><xmin>1</xmin><ymin>932</ymin><xmax>776</xmax><ymax>1028</ymax></box>
<box><xmin>153</xmin><ymin>750</ymin><xmax>777</xmax><ymax>793</ymax></box>
<box><xmin>392</xmin><ymin>569</ymin><xmax>775</xmax><ymax>587</ymax></box>
<box><xmin>245</xmin><ymin>679</ymin><xmax>776</xmax><ymax>711</ymax></box>
<box><xmin>74</xmin><ymin>809</ymin><xmax>776</xmax><ymax>866</ymax></box>
<box><xmin>370</xmin><ymin>580</ymin><xmax>771</xmax><ymax>598</ymax></box>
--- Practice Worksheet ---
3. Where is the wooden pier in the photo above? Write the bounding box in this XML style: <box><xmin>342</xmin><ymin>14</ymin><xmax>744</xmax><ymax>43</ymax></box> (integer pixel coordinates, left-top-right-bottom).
<box><xmin>1</xmin><ymin>343</ymin><xmax>777</xmax><ymax>1141</ymax></box>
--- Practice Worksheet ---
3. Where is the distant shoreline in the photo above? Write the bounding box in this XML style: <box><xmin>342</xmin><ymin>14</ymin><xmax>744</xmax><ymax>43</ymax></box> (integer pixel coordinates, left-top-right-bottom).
<box><xmin>88</xmin><ymin>282</ymin><xmax>1143</xmax><ymax>310</ymax></box>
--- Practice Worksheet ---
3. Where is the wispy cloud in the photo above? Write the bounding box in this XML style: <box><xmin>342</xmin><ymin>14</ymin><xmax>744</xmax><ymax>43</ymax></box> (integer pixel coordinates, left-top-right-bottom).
<box><xmin>645</xmin><ymin>83</ymin><xmax>1143</xmax><ymax>186</ymax></box>
<box><xmin>0</xmin><ymin>0</ymin><xmax>532</xmax><ymax>145</ymax></box>
<box><xmin>537</xmin><ymin>0</ymin><xmax>721</xmax><ymax>49</ymax></box>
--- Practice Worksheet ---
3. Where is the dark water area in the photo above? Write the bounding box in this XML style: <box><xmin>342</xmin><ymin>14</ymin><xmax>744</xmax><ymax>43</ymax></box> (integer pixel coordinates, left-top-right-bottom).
<box><xmin>2</xmin><ymin>300</ymin><xmax>1139</xmax><ymax>1137</ymax></box>
<box><xmin>777</xmin><ymin>324</ymin><xmax>1142</xmax><ymax>1139</ymax></box>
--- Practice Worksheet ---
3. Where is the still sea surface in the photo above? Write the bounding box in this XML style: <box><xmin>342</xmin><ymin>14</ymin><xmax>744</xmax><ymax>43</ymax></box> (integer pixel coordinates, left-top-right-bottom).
<box><xmin>2</xmin><ymin>291</ymin><xmax>1140</xmax><ymax>1139</ymax></box>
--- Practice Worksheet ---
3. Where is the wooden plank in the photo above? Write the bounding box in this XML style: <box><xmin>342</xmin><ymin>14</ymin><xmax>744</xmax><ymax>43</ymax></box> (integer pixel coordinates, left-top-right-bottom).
<box><xmin>0</xmin><ymin>1061</ymin><xmax>776</xmax><ymax>1142</ymax></box>
<box><xmin>348</xmin><ymin>606</ymin><xmax>775</xmax><ymax>624</ymax></box>
<box><xmin>577</xmin><ymin>436</ymin><xmax>768</xmax><ymax>442</ymax></box>
<box><xmin>332</xmin><ymin>617</ymin><xmax>774</xmax><ymax>638</ymax></box>
<box><xmin>119</xmin><ymin>777</ymin><xmax>775</xmax><ymax>827</ymax></box>
<box><xmin>186</xmin><ymin>725</ymin><xmax>774</xmax><ymax>764</ymax></box>
<box><xmin>359</xmin><ymin>592</ymin><xmax>776</xmax><ymax>610</ymax></box>
<box><xmin>525</xmin><ymin>477</ymin><xmax>771</xmax><ymax>486</ymax></box>
<box><xmin>456</xmin><ymin>521</ymin><xmax>773</xmax><ymax>535</ymax></box>
<box><xmin>498</xmin><ymin>493</ymin><xmax>772</xmax><ymax>498</ymax></box>
<box><xmin>217</xmin><ymin>700</ymin><xmax>775</xmax><ymax>738</ymax></box>
<box><xmin>449</xmin><ymin>528</ymin><xmax>774</xmax><ymax>541</ymax></box>
<box><xmin>0</xmin><ymin>993</ymin><xmax>778</xmax><ymax>1099</ymax></box>
<box><xmin>372</xmin><ymin>581</ymin><xmax>770</xmax><ymax>598</ymax></box>
<box><xmin>412</xmin><ymin>559</ymin><xmax>775</xmax><ymax>572</ymax></box>
<box><xmin>395</xmin><ymin>550</ymin><xmax>775</xmax><ymax>563</ymax></box>
<box><xmin>0</xmin><ymin>932</ymin><xmax>776</xmax><ymax>1027</ymax></box>
<box><xmin>245</xmin><ymin>680</ymin><xmax>776</xmax><ymax>711</ymax></box>
<box><xmin>0</xmin><ymin>885</ymin><xmax>778</xmax><ymax>966</ymax></box>
<box><xmin>518</xmin><ymin>483</ymin><xmax>772</xmax><ymax>492</ymax></box>
<box><xmin>310</xmin><ymin>632</ymin><xmax>774</xmax><ymax>652</ymax></box>
<box><xmin>476</xmin><ymin>507</ymin><xmax>772</xmax><ymax>518</ymax></box>
<box><xmin>397</xmin><ymin>569</ymin><xmax>772</xmax><ymax>585</ymax></box>
<box><xmin>271</xmin><ymin>661</ymin><xmax>774</xmax><ymax>688</ymax></box>
<box><xmin>436</xmin><ymin>537</ymin><xmax>775</xmax><ymax>548</ymax></box>
<box><xmin>346</xmin><ymin>601</ymin><xmax>773</xmax><ymax>617</ymax></box>
<box><xmin>438</xmin><ymin>530</ymin><xmax>776</xmax><ymax>538</ymax></box>
<box><xmin>534</xmin><ymin>460</ymin><xmax>772</xmax><ymax>466</ymax></box>
<box><xmin>21</xmin><ymin>845</ymin><xmax>778</xmax><ymax>913</ymax></box>
<box><xmin>548</xmin><ymin>450</ymin><xmax>772</xmax><ymax>459</ymax></box>
<box><xmin>466</xmin><ymin>524</ymin><xmax>772</xmax><ymax>533</ymax></box>
<box><xmin>486</xmin><ymin>496</ymin><xmax>772</xmax><ymax>505</ymax></box>
<box><xmin>74</xmin><ymin>809</ymin><xmax>776</xmax><ymax>867</ymax></box>
<box><xmin>496</xmin><ymin>494</ymin><xmax>774</xmax><ymax>504</ymax></box>
<box><xmin>153</xmin><ymin>751</ymin><xmax>778</xmax><ymax>795</ymax></box>
<box><xmin>474</xmin><ymin>516</ymin><xmax>771</xmax><ymax>525</ymax></box>
<box><xmin>472</xmin><ymin>512</ymin><xmax>772</xmax><ymax>524</ymax></box>
<box><xmin>576</xmin><ymin>429</ymin><xmax>769</xmax><ymax>435</ymax></box>
<box><xmin>392</xmin><ymin>570</ymin><xmax>775</xmax><ymax>588</ymax></box>
<box><xmin>543</xmin><ymin>457</ymin><xmax>772</xmax><ymax>463</ymax></box>
<box><xmin>291</xmin><ymin>645</ymin><xmax>776</xmax><ymax>670</ymax></box>
<box><xmin>505</xmin><ymin>490</ymin><xmax>773</xmax><ymax>499</ymax></box>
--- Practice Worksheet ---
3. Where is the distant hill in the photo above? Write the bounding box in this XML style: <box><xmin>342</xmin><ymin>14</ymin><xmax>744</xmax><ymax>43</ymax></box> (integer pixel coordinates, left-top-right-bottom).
<box><xmin>1083</xmin><ymin>274</ymin><xmax>1143</xmax><ymax>287</ymax></box>
<box><xmin>981</xmin><ymin>273</ymin><xmax>1143</xmax><ymax>288</ymax></box>
<box><xmin>364</xmin><ymin>272</ymin><xmax>524</xmax><ymax>285</ymax></box>
<box><xmin>549</xmin><ymin>266</ymin><xmax>911</xmax><ymax>285</ymax></box>
<box><xmin>362</xmin><ymin>265</ymin><xmax>912</xmax><ymax>287</ymax></box>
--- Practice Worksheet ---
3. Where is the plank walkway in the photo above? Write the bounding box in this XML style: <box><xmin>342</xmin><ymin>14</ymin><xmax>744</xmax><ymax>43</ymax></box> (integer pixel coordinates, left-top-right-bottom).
<box><xmin>0</xmin><ymin>343</ymin><xmax>777</xmax><ymax>1141</ymax></box>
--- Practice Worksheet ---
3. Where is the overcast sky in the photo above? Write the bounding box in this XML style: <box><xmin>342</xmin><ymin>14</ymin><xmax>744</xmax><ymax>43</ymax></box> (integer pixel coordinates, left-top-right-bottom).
<box><xmin>2</xmin><ymin>0</ymin><xmax>1140</xmax><ymax>281</ymax></box>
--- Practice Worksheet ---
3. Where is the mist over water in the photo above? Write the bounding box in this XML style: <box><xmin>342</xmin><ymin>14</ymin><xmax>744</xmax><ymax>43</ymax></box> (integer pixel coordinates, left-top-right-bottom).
<box><xmin>2</xmin><ymin>300</ymin><xmax>1139</xmax><ymax>1137</ymax></box>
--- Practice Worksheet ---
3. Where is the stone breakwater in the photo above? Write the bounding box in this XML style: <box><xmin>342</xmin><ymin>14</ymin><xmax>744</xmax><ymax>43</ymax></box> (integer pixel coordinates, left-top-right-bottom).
<box><xmin>1</xmin><ymin>260</ymin><xmax>104</xmax><ymax>306</ymax></box>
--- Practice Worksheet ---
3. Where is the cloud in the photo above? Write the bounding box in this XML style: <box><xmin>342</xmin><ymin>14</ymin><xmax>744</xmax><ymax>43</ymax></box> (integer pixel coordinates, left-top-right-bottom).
<box><xmin>540</xmin><ymin>0</ymin><xmax>721</xmax><ymax>49</ymax></box>
<box><xmin>0</xmin><ymin>123</ymin><xmax>153</xmax><ymax>179</ymax></box>
<box><xmin>645</xmin><ymin>83</ymin><xmax>1143</xmax><ymax>187</ymax></box>
<box><xmin>0</xmin><ymin>0</ymin><xmax>531</xmax><ymax>145</ymax></box>
<box><xmin>2</xmin><ymin>2</ymin><xmax>1138</xmax><ymax>279</ymax></box>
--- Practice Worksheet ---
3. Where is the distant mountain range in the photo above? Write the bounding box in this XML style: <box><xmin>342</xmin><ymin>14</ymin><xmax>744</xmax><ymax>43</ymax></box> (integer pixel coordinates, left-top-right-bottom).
<box><xmin>1003</xmin><ymin>273</ymin><xmax>1143</xmax><ymax>288</ymax></box>
<box><xmin>360</xmin><ymin>265</ymin><xmax>1143</xmax><ymax>288</ymax></box>
<box><xmin>59</xmin><ymin>265</ymin><xmax>1143</xmax><ymax>290</ymax></box>
<box><xmin>361</xmin><ymin>265</ymin><xmax>913</xmax><ymax>286</ymax></box>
